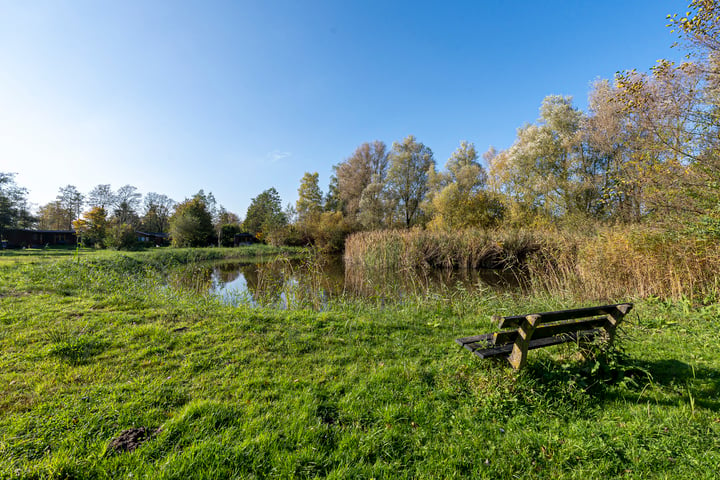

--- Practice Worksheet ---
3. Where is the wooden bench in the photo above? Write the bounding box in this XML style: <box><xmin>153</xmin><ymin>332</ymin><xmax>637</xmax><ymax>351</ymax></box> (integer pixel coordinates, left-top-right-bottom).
<box><xmin>456</xmin><ymin>303</ymin><xmax>633</xmax><ymax>370</ymax></box>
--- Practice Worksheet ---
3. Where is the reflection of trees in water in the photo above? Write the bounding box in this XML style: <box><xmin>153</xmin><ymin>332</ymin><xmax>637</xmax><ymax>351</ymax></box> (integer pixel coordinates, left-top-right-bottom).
<box><xmin>248</xmin><ymin>255</ymin><xmax>346</xmax><ymax>308</ymax></box>
<box><xmin>169</xmin><ymin>263</ymin><xmax>215</xmax><ymax>292</ymax></box>
<box><xmin>171</xmin><ymin>255</ymin><xmax>523</xmax><ymax>305</ymax></box>
<box><xmin>344</xmin><ymin>263</ymin><xmax>523</xmax><ymax>298</ymax></box>
<box><xmin>213</xmin><ymin>262</ymin><xmax>245</xmax><ymax>284</ymax></box>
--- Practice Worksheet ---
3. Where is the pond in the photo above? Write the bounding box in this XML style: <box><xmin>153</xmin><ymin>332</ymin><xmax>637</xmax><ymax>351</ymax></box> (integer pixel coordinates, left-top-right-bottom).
<box><xmin>170</xmin><ymin>254</ymin><xmax>524</xmax><ymax>308</ymax></box>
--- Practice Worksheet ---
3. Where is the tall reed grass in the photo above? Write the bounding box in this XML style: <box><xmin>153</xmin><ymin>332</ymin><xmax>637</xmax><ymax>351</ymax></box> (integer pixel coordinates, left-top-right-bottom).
<box><xmin>529</xmin><ymin>226</ymin><xmax>720</xmax><ymax>301</ymax></box>
<box><xmin>345</xmin><ymin>226</ymin><xmax>720</xmax><ymax>302</ymax></box>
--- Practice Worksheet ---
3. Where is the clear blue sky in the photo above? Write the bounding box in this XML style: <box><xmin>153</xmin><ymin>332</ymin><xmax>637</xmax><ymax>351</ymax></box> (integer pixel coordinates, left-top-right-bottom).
<box><xmin>0</xmin><ymin>0</ymin><xmax>685</xmax><ymax>217</ymax></box>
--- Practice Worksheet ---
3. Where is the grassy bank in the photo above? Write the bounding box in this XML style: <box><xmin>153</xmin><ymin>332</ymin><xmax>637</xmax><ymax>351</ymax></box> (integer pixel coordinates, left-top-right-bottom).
<box><xmin>0</xmin><ymin>244</ymin><xmax>304</xmax><ymax>268</ymax></box>
<box><xmin>1</xmin><ymin>251</ymin><xmax>718</xmax><ymax>478</ymax></box>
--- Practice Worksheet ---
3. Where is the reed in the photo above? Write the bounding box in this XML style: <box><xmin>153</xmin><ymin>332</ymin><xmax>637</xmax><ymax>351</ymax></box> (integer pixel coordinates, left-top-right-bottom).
<box><xmin>345</xmin><ymin>226</ymin><xmax>720</xmax><ymax>302</ymax></box>
<box><xmin>530</xmin><ymin>226</ymin><xmax>720</xmax><ymax>302</ymax></box>
<box><xmin>344</xmin><ymin>228</ymin><xmax>539</xmax><ymax>271</ymax></box>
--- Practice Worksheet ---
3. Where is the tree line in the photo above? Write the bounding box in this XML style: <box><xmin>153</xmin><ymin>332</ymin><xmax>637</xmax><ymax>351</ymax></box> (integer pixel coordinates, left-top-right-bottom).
<box><xmin>288</xmin><ymin>1</ymin><xmax>720</xmax><ymax>246</ymax></box>
<box><xmin>2</xmin><ymin>1</ymin><xmax>718</xmax><ymax>250</ymax></box>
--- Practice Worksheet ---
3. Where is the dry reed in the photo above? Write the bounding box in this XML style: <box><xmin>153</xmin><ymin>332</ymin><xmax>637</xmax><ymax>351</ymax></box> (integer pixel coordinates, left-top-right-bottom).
<box><xmin>345</xmin><ymin>226</ymin><xmax>720</xmax><ymax>302</ymax></box>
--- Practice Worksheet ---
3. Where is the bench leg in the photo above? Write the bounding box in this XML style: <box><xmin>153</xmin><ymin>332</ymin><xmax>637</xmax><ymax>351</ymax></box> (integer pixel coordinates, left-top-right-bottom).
<box><xmin>604</xmin><ymin>303</ymin><xmax>632</xmax><ymax>347</ymax></box>
<box><xmin>508</xmin><ymin>314</ymin><xmax>541</xmax><ymax>370</ymax></box>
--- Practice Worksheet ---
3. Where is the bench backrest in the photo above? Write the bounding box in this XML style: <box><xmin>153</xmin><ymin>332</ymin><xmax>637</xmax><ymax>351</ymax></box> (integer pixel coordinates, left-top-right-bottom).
<box><xmin>492</xmin><ymin>303</ymin><xmax>633</xmax><ymax>329</ymax></box>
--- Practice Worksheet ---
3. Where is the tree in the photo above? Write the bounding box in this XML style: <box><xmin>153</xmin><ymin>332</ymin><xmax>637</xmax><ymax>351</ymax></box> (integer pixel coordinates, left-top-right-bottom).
<box><xmin>488</xmin><ymin>96</ymin><xmax>604</xmax><ymax>223</ymax></box>
<box><xmin>358</xmin><ymin>173</ymin><xmax>391</xmax><ymax>230</ymax></box>
<box><xmin>106</xmin><ymin>222</ymin><xmax>138</xmax><ymax>250</ymax></box>
<box><xmin>112</xmin><ymin>201</ymin><xmax>140</xmax><ymax>228</ymax></box>
<box><xmin>169</xmin><ymin>193</ymin><xmax>215</xmax><ymax>247</ymax></box>
<box><xmin>87</xmin><ymin>184</ymin><xmax>116</xmax><ymax>210</ymax></box>
<box><xmin>296</xmin><ymin>172</ymin><xmax>323</xmax><ymax>225</ymax></box>
<box><xmin>37</xmin><ymin>201</ymin><xmax>73</xmax><ymax>230</ymax></box>
<box><xmin>114</xmin><ymin>185</ymin><xmax>142</xmax><ymax>213</ymax></box>
<box><xmin>72</xmin><ymin>207</ymin><xmax>107</xmax><ymax>247</ymax></box>
<box><xmin>582</xmin><ymin>79</ymin><xmax>645</xmax><ymax>222</ymax></box>
<box><xmin>215</xmin><ymin>206</ymin><xmax>242</xmax><ymax>247</ymax></box>
<box><xmin>667</xmin><ymin>0</ymin><xmax>720</xmax><ymax>55</ymax></box>
<box><xmin>243</xmin><ymin>188</ymin><xmax>287</xmax><ymax>240</ymax></box>
<box><xmin>426</xmin><ymin>141</ymin><xmax>502</xmax><ymax>230</ymax></box>
<box><xmin>141</xmin><ymin>193</ymin><xmax>175</xmax><ymax>233</ymax></box>
<box><xmin>614</xmin><ymin>61</ymin><xmax>716</xmax><ymax>220</ymax></box>
<box><xmin>335</xmin><ymin>141</ymin><xmax>388</xmax><ymax>223</ymax></box>
<box><xmin>386</xmin><ymin>135</ymin><xmax>435</xmax><ymax>227</ymax></box>
<box><xmin>0</xmin><ymin>173</ymin><xmax>34</xmax><ymax>235</ymax></box>
<box><xmin>56</xmin><ymin>185</ymin><xmax>84</xmax><ymax>229</ymax></box>
<box><xmin>324</xmin><ymin>174</ymin><xmax>343</xmax><ymax>213</ymax></box>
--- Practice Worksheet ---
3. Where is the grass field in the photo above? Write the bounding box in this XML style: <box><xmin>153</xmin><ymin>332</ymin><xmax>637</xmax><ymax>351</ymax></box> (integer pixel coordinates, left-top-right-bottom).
<box><xmin>0</xmin><ymin>248</ymin><xmax>718</xmax><ymax>478</ymax></box>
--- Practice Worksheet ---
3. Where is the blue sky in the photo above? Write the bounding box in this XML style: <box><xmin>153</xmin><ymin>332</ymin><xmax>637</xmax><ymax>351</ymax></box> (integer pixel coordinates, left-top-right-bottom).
<box><xmin>1</xmin><ymin>0</ymin><xmax>685</xmax><ymax>217</ymax></box>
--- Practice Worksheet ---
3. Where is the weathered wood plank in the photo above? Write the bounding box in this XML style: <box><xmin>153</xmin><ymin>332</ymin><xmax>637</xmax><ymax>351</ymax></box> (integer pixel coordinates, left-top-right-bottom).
<box><xmin>491</xmin><ymin>316</ymin><xmax>608</xmax><ymax>345</ymax></box>
<box><xmin>496</xmin><ymin>303</ymin><xmax>633</xmax><ymax>329</ymax></box>
<box><xmin>471</xmin><ymin>329</ymin><xmax>602</xmax><ymax>359</ymax></box>
<box><xmin>455</xmin><ymin>333</ymin><xmax>494</xmax><ymax>346</ymax></box>
<box><xmin>508</xmin><ymin>314</ymin><xmax>541</xmax><ymax>370</ymax></box>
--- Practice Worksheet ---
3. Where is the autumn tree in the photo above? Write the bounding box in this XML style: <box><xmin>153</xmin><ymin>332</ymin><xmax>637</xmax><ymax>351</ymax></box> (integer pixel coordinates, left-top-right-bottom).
<box><xmin>488</xmin><ymin>96</ymin><xmax>606</xmax><ymax>224</ymax></box>
<box><xmin>582</xmin><ymin>79</ymin><xmax>646</xmax><ymax>221</ymax></box>
<box><xmin>215</xmin><ymin>206</ymin><xmax>242</xmax><ymax>247</ymax></box>
<box><xmin>386</xmin><ymin>135</ymin><xmax>435</xmax><ymax>227</ymax></box>
<box><xmin>598</xmin><ymin>2</ymin><xmax>720</xmax><ymax>227</ymax></box>
<box><xmin>37</xmin><ymin>201</ymin><xmax>73</xmax><ymax>230</ymax></box>
<box><xmin>114</xmin><ymin>185</ymin><xmax>142</xmax><ymax>212</ymax></box>
<box><xmin>335</xmin><ymin>141</ymin><xmax>388</xmax><ymax>224</ymax></box>
<box><xmin>427</xmin><ymin>141</ymin><xmax>503</xmax><ymax>230</ymax></box>
<box><xmin>73</xmin><ymin>207</ymin><xmax>108</xmax><ymax>247</ymax></box>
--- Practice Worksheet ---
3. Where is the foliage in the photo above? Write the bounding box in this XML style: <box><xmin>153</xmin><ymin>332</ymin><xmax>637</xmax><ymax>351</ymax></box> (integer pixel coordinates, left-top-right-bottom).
<box><xmin>243</xmin><ymin>188</ymin><xmax>287</xmax><ymax>241</ymax></box>
<box><xmin>56</xmin><ymin>185</ymin><xmax>84</xmax><ymax>229</ymax></box>
<box><xmin>0</xmin><ymin>172</ymin><xmax>35</xmax><ymax>233</ymax></box>
<box><xmin>73</xmin><ymin>207</ymin><xmax>108</xmax><ymax>248</ymax></box>
<box><xmin>169</xmin><ymin>195</ymin><xmax>215</xmax><ymax>247</ymax></box>
<box><xmin>141</xmin><ymin>193</ymin><xmax>175</xmax><ymax>234</ymax></box>
<box><xmin>106</xmin><ymin>222</ymin><xmax>139</xmax><ymax>250</ymax></box>
<box><xmin>296</xmin><ymin>171</ymin><xmax>324</xmax><ymax>225</ymax></box>
<box><xmin>427</xmin><ymin>141</ymin><xmax>504</xmax><ymax>230</ymax></box>
<box><xmin>37</xmin><ymin>201</ymin><xmax>73</xmax><ymax>231</ymax></box>
<box><xmin>335</xmin><ymin>141</ymin><xmax>388</xmax><ymax>224</ymax></box>
<box><xmin>114</xmin><ymin>185</ymin><xmax>142</xmax><ymax>213</ymax></box>
<box><xmin>87</xmin><ymin>184</ymin><xmax>116</xmax><ymax>210</ymax></box>
<box><xmin>386</xmin><ymin>135</ymin><xmax>435</xmax><ymax>227</ymax></box>
<box><xmin>218</xmin><ymin>223</ymin><xmax>242</xmax><ymax>247</ymax></box>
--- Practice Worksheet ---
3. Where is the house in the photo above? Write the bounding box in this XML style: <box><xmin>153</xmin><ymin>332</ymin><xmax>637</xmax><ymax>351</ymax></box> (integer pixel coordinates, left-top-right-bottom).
<box><xmin>1</xmin><ymin>229</ymin><xmax>77</xmax><ymax>249</ymax></box>
<box><xmin>136</xmin><ymin>231</ymin><xmax>170</xmax><ymax>246</ymax></box>
<box><xmin>233</xmin><ymin>232</ymin><xmax>258</xmax><ymax>246</ymax></box>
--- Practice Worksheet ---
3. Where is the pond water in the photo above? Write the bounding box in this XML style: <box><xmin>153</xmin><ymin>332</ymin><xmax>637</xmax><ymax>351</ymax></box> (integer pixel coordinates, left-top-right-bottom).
<box><xmin>170</xmin><ymin>255</ymin><xmax>524</xmax><ymax>308</ymax></box>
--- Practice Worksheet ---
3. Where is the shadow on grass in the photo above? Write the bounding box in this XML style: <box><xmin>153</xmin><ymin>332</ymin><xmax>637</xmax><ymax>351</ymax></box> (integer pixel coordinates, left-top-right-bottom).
<box><xmin>48</xmin><ymin>335</ymin><xmax>109</xmax><ymax>366</ymax></box>
<box><xmin>618</xmin><ymin>358</ymin><xmax>720</xmax><ymax>412</ymax></box>
<box><xmin>523</xmin><ymin>355</ymin><xmax>720</xmax><ymax>413</ymax></box>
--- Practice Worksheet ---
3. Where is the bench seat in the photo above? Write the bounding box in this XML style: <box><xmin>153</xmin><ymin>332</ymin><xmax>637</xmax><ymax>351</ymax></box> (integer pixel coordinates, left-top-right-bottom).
<box><xmin>456</xmin><ymin>303</ymin><xmax>633</xmax><ymax>370</ymax></box>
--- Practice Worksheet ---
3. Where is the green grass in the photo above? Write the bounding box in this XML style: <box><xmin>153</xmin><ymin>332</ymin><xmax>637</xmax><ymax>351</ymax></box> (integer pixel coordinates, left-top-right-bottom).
<box><xmin>0</xmin><ymin>251</ymin><xmax>718</xmax><ymax>478</ymax></box>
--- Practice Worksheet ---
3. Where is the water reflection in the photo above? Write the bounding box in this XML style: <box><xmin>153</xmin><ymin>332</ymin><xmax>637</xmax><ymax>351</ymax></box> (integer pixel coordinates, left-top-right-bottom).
<box><xmin>170</xmin><ymin>254</ymin><xmax>523</xmax><ymax>308</ymax></box>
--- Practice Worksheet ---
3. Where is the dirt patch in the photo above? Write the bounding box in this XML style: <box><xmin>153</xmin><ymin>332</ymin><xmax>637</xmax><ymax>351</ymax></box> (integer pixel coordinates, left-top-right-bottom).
<box><xmin>107</xmin><ymin>427</ymin><xmax>161</xmax><ymax>454</ymax></box>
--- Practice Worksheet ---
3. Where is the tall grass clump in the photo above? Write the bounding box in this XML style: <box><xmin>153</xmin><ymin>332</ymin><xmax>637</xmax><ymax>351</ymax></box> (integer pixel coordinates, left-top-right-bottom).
<box><xmin>529</xmin><ymin>225</ymin><xmax>720</xmax><ymax>302</ymax></box>
<box><xmin>344</xmin><ymin>228</ymin><xmax>539</xmax><ymax>297</ymax></box>
<box><xmin>345</xmin><ymin>226</ymin><xmax>720</xmax><ymax>302</ymax></box>
<box><xmin>345</xmin><ymin>228</ymin><xmax>538</xmax><ymax>271</ymax></box>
